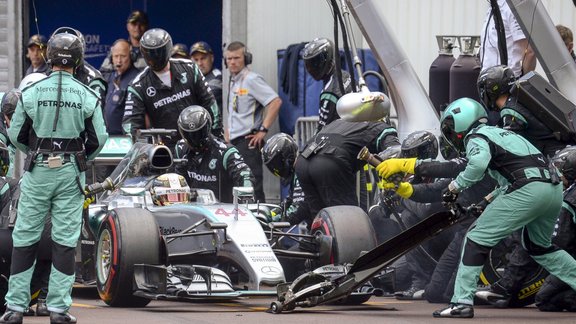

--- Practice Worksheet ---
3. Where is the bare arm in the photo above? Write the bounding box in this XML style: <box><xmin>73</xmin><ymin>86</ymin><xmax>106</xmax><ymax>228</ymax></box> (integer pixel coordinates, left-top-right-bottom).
<box><xmin>518</xmin><ymin>38</ymin><xmax>536</xmax><ymax>75</ymax></box>
<box><xmin>246</xmin><ymin>97</ymin><xmax>282</xmax><ymax>149</ymax></box>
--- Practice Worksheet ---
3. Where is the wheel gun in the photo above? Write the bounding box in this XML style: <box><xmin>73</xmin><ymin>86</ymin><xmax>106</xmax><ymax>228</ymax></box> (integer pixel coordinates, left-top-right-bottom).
<box><xmin>357</xmin><ymin>146</ymin><xmax>404</xmax><ymax>187</ymax></box>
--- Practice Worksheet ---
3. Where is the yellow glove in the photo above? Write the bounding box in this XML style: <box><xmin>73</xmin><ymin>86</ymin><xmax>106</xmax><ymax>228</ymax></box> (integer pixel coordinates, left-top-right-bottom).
<box><xmin>376</xmin><ymin>158</ymin><xmax>417</xmax><ymax>179</ymax></box>
<box><xmin>380</xmin><ymin>181</ymin><xmax>414</xmax><ymax>199</ymax></box>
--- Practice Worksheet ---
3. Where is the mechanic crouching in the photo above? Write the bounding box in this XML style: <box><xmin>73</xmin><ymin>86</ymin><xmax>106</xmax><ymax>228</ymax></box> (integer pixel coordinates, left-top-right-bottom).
<box><xmin>174</xmin><ymin>106</ymin><xmax>254</xmax><ymax>203</ymax></box>
<box><xmin>0</xmin><ymin>32</ymin><xmax>108</xmax><ymax>324</ymax></box>
<box><xmin>378</xmin><ymin>97</ymin><xmax>576</xmax><ymax>319</ymax></box>
<box><xmin>295</xmin><ymin>118</ymin><xmax>399</xmax><ymax>217</ymax></box>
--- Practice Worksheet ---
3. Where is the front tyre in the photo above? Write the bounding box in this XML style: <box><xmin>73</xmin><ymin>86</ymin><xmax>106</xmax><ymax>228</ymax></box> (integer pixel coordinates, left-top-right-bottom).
<box><xmin>96</xmin><ymin>208</ymin><xmax>161</xmax><ymax>307</ymax></box>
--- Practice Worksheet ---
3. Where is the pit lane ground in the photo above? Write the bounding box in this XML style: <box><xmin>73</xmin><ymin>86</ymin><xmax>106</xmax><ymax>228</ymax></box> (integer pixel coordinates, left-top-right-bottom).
<box><xmin>18</xmin><ymin>286</ymin><xmax>576</xmax><ymax>324</ymax></box>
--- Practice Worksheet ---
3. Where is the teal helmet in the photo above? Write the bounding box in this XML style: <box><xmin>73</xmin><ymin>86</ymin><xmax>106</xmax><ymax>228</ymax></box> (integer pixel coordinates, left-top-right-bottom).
<box><xmin>440</xmin><ymin>98</ymin><xmax>488</xmax><ymax>152</ymax></box>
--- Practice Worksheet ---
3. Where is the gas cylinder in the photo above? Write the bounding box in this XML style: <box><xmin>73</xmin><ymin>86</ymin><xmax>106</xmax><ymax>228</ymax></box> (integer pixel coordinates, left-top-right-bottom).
<box><xmin>449</xmin><ymin>36</ymin><xmax>482</xmax><ymax>104</ymax></box>
<box><xmin>429</xmin><ymin>36</ymin><xmax>456</xmax><ymax>115</ymax></box>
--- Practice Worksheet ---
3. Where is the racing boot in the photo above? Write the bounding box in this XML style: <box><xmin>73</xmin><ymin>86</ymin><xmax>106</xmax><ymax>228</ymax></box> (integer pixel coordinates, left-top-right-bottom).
<box><xmin>35</xmin><ymin>299</ymin><xmax>49</xmax><ymax>316</ymax></box>
<box><xmin>433</xmin><ymin>303</ymin><xmax>474</xmax><ymax>318</ymax></box>
<box><xmin>475</xmin><ymin>282</ymin><xmax>511</xmax><ymax>308</ymax></box>
<box><xmin>0</xmin><ymin>310</ymin><xmax>23</xmax><ymax>324</ymax></box>
<box><xmin>50</xmin><ymin>311</ymin><xmax>77</xmax><ymax>324</ymax></box>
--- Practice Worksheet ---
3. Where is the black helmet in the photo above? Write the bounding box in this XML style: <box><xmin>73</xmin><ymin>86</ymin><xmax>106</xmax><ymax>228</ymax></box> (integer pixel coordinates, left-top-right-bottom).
<box><xmin>262</xmin><ymin>133</ymin><xmax>298</xmax><ymax>179</ymax></box>
<box><xmin>1</xmin><ymin>88</ymin><xmax>21</xmax><ymax>119</ymax></box>
<box><xmin>46</xmin><ymin>33</ymin><xmax>83</xmax><ymax>68</ymax></box>
<box><xmin>51</xmin><ymin>26</ymin><xmax>85</xmax><ymax>52</ymax></box>
<box><xmin>177</xmin><ymin>105</ymin><xmax>212</xmax><ymax>152</ymax></box>
<box><xmin>551</xmin><ymin>146</ymin><xmax>576</xmax><ymax>182</ymax></box>
<box><xmin>303</xmin><ymin>38</ymin><xmax>335</xmax><ymax>81</ymax></box>
<box><xmin>477</xmin><ymin>65</ymin><xmax>516</xmax><ymax>110</ymax></box>
<box><xmin>401</xmin><ymin>130</ymin><xmax>439</xmax><ymax>159</ymax></box>
<box><xmin>141</xmin><ymin>28</ymin><xmax>173</xmax><ymax>71</ymax></box>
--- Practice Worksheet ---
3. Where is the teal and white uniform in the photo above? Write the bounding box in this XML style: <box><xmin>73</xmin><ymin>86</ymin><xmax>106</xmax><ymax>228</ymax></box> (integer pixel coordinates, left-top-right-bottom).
<box><xmin>449</xmin><ymin>124</ymin><xmax>576</xmax><ymax>305</ymax></box>
<box><xmin>5</xmin><ymin>70</ymin><xmax>108</xmax><ymax>313</ymax></box>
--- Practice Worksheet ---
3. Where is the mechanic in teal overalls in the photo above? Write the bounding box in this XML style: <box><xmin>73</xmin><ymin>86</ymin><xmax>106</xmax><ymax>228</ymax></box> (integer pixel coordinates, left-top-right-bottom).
<box><xmin>0</xmin><ymin>32</ymin><xmax>107</xmax><ymax>324</ymax></box>
<box><xmin>377</xmin><ymin>97</ymin><xmax>576</xmax><ymax>319</ymax></box>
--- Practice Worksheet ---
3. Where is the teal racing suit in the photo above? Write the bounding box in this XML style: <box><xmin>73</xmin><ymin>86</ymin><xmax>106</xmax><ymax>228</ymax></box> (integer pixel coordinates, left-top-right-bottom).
<box><xmin>5</xmin><ymin>70</ymin><xmax>108</xmax><ymax>313</ymax></box>
<box><xmin>448</xmin><ymin>124</ymin><xmax>576</xmax><ymax>306</ymax></box>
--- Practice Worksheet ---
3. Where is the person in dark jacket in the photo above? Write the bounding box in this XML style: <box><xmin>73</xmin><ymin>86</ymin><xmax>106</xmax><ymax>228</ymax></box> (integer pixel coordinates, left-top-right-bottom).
<box><xmin>295</xmin><ymin>118</ymin><xmax>399</xmax><ymax>217</ymax></box>
<box><xmin>174</xmin><ymin>106</ymin><xmax>253</xmax><ymax>203</ymax></box>
<box><xmin>123</xmin><ymin>29</ymin><xmax>222</xmax><ymax>147</ymax></box>
<box><xmin>302</xmin><ymin>37</ymin><xmax>352</xmax><ymax>133</ymax></box>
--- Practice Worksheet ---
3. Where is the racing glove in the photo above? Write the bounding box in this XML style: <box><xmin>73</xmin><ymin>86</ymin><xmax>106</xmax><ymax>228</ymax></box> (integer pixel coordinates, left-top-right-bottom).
<box><xmin>376</xmin><ymin>158</ymin><xmax>417</xmax><ymax>179</ymax></box>
<box><xmin>380</xmin><ymin>180</ymin><xmax>414</xmax><ymax>199</ymax></box>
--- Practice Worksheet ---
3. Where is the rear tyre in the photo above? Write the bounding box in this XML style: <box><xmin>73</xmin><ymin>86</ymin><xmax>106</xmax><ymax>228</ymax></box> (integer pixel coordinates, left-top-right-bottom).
<box><xmin>311</xmin><ymin>205</ymin><xmax>378</xmax><ymax>265</ymax></box>
<box><xmin>96</xmin><ymin>208</ymin><xmax>161</xmax><ymax>307</ymax></box>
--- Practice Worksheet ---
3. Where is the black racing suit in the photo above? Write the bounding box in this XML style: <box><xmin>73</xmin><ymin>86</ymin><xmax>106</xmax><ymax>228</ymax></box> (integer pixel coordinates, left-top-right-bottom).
<box><xmin>402</xmin><ymin>158</ymin><xmax>497</xmax><ymax>303</ymax></box>
<box><xmin>174</xmin><ymin>136</ymin><xmax>253</xmax><ymax>203</ymax></box>
<box><xmin>535</xmin><ymin>183</ymin><xmax>576</xmax><ymax>312</ymax></box>
<box><xmin>495</xmin><ymin>96</ymin><xmax>575</xmax><ymax>298</ymax></box>
<box><xmin>295</xmin><ymin>119</ymin><xmax>399</xmax><ymax>217</ymax></box>
<box><xmin>123</xmin><ymin>58</ymin><xmax>223</xmax><ymax>146</ymax></box>
<box><xmin>282</xmin><ymin>174</ymin><xmax>312</xmax><ymax>226</ymax></box>
<box><xmin>75</xmin><ymin>62</ymin><xmax>107</xmax><ymax>104</ymax></box>
<box><xmin>317</xmin><ymin>71</ymin><xmax>352</xmax><ymax>133</ymax></box>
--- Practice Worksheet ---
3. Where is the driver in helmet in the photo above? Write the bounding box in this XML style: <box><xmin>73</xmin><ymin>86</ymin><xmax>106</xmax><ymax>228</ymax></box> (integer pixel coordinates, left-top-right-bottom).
<box><xmin>174</xmin><ymin>106</ymin><xmax>253</xmax><ymax>203</ymax></box>
<box><xmin>1</xmin><ymin>30</ymin><xmax>107</xmax><ymax>324</ymax></box>
<box><xmin>302</xmin><ymin>38</ymin><xmax>352</xmax><ymax>133</ymax></box>
<box><xmin>150</xmin><ymin>173</ymin><xmax>193</xmax><ymax>206</ymax></box>
<box><xmin>377</xmin><ymin>97</ymin><xmax>576</xmax><ymax>319</ymax></box>
<box><xmin>477</xmin><ymin>64</ymin><xmax>574</xmax><ymax>157</ymax></box>
<box><xmin>262</xmin><ymin>133</ymin><xmax>312</xmax><ymax>226</ymax></box>
<box><xmin>123</xmin><ymin>28</ymin><xmax>222</xmax><ymax>147</ymax></box>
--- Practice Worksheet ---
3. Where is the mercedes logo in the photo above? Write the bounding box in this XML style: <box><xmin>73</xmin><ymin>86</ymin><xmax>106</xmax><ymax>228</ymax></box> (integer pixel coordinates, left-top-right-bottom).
<box><xmin>146</xmin><ymin>87</ymin><xmax>156</xmax><ymax>97</ymax></box>
<box><xmin>261</xmin><ymin>266</ymin><xmax>281</xmax><ymax>274</ymax></box>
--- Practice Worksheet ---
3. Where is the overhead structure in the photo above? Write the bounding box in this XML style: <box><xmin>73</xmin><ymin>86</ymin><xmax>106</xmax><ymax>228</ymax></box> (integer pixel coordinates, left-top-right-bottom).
<box><xmin>345</xmin><ymin>0</ymin><xmax>440</xmax><ymax>140</ymax></box>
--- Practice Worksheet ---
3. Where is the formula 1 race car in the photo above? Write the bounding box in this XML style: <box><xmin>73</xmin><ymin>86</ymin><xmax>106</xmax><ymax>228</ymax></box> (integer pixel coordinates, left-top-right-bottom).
<box><xmin>80</xmin><ymin>130</ymin><xmax>379</xmax><ymax>307</ymax></box>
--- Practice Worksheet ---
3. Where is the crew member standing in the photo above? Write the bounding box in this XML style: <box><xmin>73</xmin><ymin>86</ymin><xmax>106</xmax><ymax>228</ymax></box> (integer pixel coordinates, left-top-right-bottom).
<box><xmin>0</xmin><ymin>32</ymin><xmax>108</xmax><ymax>324</ymax></box>
<box><xmin>225</xmin><ymin>41</ymin><xmax>282</xmax><ymax>203</ymax></box>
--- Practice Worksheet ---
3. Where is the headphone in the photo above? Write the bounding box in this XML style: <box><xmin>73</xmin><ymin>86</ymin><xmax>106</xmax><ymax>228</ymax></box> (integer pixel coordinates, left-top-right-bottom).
<box><xmin>224</xmin><ymin>41</ymin><xmax>252</xmax><ymax>68</ymax></box>
<box><xmin>110</xmin><ymin>38</ymin><xmax>137</xmax><ymax>65</ymax></box>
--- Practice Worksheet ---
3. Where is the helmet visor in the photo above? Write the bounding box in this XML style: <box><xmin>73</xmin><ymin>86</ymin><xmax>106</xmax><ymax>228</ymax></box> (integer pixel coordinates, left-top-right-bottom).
<box><xmin>304</xmin><ymin>52</ymin><xmax>331</xmax><ymax>81</ymax></box>
<box><xmin>441</xmin><ymin>117</ymin><xmax>465</xmax><ymax>153</ymax></box>
<box><xmin>179</xmin><ymin>126</ymin><xmax>210</xmax><ymax>151</ymax></box>
<box><xmin>143</xmin><ymin>46</ymin><xmax>170</xmax><ymax>71</ymax></box>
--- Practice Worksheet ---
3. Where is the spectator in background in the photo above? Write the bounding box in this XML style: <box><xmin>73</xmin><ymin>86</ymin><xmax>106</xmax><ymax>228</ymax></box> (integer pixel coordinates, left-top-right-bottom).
<box><xmin>171</xmin><ymin>43</ymin><xmax>189</xmax><ymax>59</ymax></box>
<box><xmin>190</xmin><ymin>41</ymin><xmax>223</xmax><ymax>121</ymax></box>
<box><xmin>479</xmin><ymin>0</ymin><xmax>536</xmax><ymax>77</ymax></box>
<box><xmin>24</xmin><ymin>34</ymin><xmax>49</xmax><ymax>76</ymax></box>
<box><xmin>100</xmin><ymin>10</ymin><xmax>149</xmax><ymax>77</ymax></box>
<box><xmin>104</xmin><ymin>39</ymin><xmax>140</xmax><ymax>135</ymax></box>
<box><xmin>225</xmin><ymin>41</ymin><xmax>282</xmax><ymax>203</ymax></box>
<box><xmin>556</xmin><ymin>24</ymin><xmax>575</xmax><ymax>62</ymax></box>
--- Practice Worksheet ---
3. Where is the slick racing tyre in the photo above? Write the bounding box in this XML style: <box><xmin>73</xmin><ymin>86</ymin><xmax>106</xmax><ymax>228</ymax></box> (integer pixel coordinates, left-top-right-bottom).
<box><xmin>479</xmin><ymin>239</ymin><xmax>548</xmax><ymax>308</ymax></box>
<box><xmin>96</xmin><ymin>208</ymin><xmax>161</xmax><ymax>307</ymax></box>
<box><xmin>311</xmin><ymin>205</ymin><xmax>378</xmax><ymax>265</ymax></box>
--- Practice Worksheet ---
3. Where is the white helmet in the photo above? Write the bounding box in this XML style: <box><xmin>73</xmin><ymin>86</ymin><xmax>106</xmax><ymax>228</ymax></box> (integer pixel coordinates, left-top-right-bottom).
<box><xmin>19</xmin><ymin>73</ymin><xmax>48</xmax><ymax>90</ymax></box>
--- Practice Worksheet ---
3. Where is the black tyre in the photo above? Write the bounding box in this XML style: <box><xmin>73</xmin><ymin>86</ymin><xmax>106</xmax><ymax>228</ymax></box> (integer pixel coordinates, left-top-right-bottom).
<box><xmin>311</xmin><ymin>205</ymin><xmax>378</xmax><ymax>265</ymax></box>
<box><xmin>479</xmin><ymin>240</ymin><xmax>548</xmax><ymax>308</ymax></box>
<box><xmin>96</xmin><ymin>208</ymin><xmax>161</xmax><ymax>307</ymax></box>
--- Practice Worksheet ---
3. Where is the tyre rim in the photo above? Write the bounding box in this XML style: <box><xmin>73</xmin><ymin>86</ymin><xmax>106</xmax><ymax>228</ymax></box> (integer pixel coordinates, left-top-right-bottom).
<box><xmin>97</xmin><ymin>228</ymin><xmax>112</xmax><ymax>283</ymax></box>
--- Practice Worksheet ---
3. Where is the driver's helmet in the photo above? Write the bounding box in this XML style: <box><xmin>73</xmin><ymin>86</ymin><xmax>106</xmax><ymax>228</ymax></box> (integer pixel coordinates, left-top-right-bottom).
<box><xmin>262</xmin><ymin>133</ymin><xmax>297</xmax><ymax>179</ymax></box>
<box><xmin>551</xmin><ymin>146</ymin><xmax>576</xmax><ymax>182</ymax></box>
<box><xmin>150</xmin><ymin>173</ymin><xmax>191</xmax><ymax>206</ymax></box>
<box><xmin>477</xmin><ymin>65</ymin><xmax>516</xmax><ymax>111</ymax></box>
<box><xmin>177</xmin><ymin>105</ymin><xmax>212</xmax><ymax>153</ymax></box>
<box><xmin>400</xmin><ymin>130</ymin><xmax>438</xmax><ymax>159</ymax></box>
<box><xmin>302</xmin><ymin>38</ymin><xmax>335</xmax><ymax>81</ymax></box>
<box><xmin>140</xmin><ymin>28</ymin><xmax>173</xmax><ymax>71</ymax></box>
<box><xmin>440</xmin><ymin>97</ymin><xmax>488</xmax><ymax>153</ymax></box>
